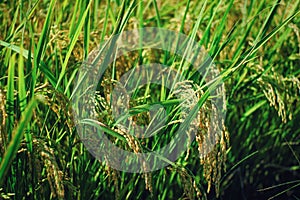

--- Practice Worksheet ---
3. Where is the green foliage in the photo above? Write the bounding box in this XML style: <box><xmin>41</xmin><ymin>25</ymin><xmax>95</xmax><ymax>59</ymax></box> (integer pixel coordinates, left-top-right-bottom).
<box><xmin>0</xmin><ymin>0</ymin><xmax>299</xmax><ymax>199</ymax></box>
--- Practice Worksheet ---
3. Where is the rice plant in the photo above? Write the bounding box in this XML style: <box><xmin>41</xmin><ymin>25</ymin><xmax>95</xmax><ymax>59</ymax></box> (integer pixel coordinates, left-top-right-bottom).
<box><xmin>0</xmin><ymin>0</ymin><xmax>299</xmax><ymax>199</ymax></box>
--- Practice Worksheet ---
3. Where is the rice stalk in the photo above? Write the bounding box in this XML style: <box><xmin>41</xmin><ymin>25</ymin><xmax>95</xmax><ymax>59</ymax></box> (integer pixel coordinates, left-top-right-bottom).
<box><xmin>32</xmin><ymin>138</ymin><xmax>65</xmax><ymax>199</ymax></box>
<box><xmin>0</xmin><ymin>87</ymin><xmax>6</xmax><ymax>156</ymax></box>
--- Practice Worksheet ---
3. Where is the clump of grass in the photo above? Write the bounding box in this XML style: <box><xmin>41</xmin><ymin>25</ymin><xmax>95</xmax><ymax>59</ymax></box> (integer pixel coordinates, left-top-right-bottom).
<box><xmin>0</xmin><ymin>0</ymin><xmax>299</xmax><ymax>199</ymax></box>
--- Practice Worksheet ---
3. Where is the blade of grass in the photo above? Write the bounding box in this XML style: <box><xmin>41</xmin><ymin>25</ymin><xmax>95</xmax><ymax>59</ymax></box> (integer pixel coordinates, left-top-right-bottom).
<box><xmin>232</xmin><ymin>2</ymin><xmax>265</xmax><ymax>60</ymax></box>
<box><xmin>220</xmin><ymin>151</ymin><xmax>259</xmax><ymax>183</ymax></box>
<box><xmin>33</xmin><ymin>0</ymin><xmax>56</xmax><ymax>95</ymax></box>
<box><xmin>6</xmin><ymin>53</ymin><xmax>15</xmax><ymax>142</ymax></box>
<box><xmin>83</xmin><ymin>0</ymin><xmax>91</xmax><ymax>59</ymax></box>
<box><xmin>258</xmin><ymin>180</ymin><xmax>300</xmax><ymax>192</ymax></box>
<box><xmin>100</xmin><ymin>0</ymin><xmax>110</xmax><ymax>43</ymax></box>
<box><xmin>198</xmin><ymin>0</ymin><xmax>222</xmax><ymax>47</ymax></box>
<box><xmin>0</xmin><ymin>40</ymin><xmax>32</xmax><ymax>59</ymax></box>
<box><xmin>80</xmin><ymin>118</ymin><xmax>125</xmax><ymax>141</ymax></box>
<box><xmin>6</xmin><ymin>5</ymin><xmax>19</xmax><ymax>41</ymax></box>
<box><xmin>30</xmin><ymin>0</ymin><xmax>56</xmax><ymax>99</ymax></box>
<box><xmin>267</xmin><ymin>182</ymin><xmax>300</xmax><ymax>200</ymax></box>
<box><xmin>210</xmin><ymin>0</ymin><xmax>233</xmax><ymax>55</ymax></box>
<box><xmin>69</xmin><ymin>0</ymin><xmax>80</xmax><ymax>38</ymax></box>
<box><xmin>152</xmin><ymin>0</ymin><xmax>162</xmax><ymax>28</ymax></box>
<box><xmin>241</xmin><ymin>100</ymin><xmax>267</xmax><ymax>122</ymax></box>
<box><xmin>18</xmin><ymin>46</ymin><xmax>32</xmax><ymax>152</ymax></box>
